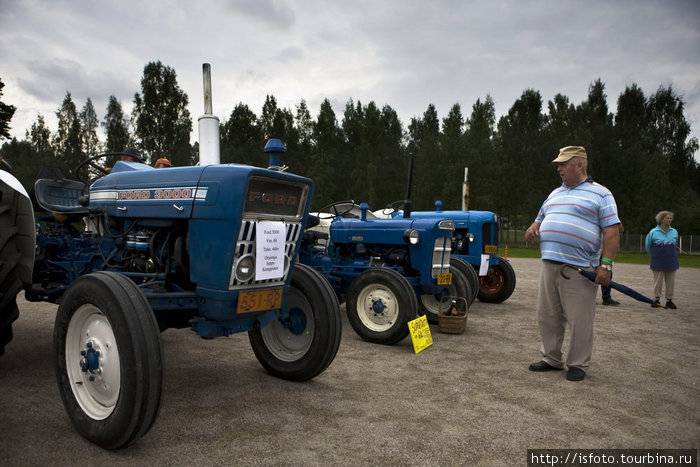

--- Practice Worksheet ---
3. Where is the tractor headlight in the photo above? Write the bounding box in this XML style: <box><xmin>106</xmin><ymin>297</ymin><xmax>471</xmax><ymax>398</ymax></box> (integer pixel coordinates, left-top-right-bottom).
<box><xmin>467</xmin><ymin>233</ymin><xmax>475</xmax><ymax>242</ymax></box>
<box><xmin>438</xmin><ymin>220</ymin><xmax>455</xmax><ymax>230</ymax></box>
<box><xmin>403</xmin><ymin>229</ymin><xmax>420</xmax><ymax>245</ymax></box>
<box><xmin>234</xmin><ymin>254</ymin><xmax>256</xmax><ymax>282</ymax></box>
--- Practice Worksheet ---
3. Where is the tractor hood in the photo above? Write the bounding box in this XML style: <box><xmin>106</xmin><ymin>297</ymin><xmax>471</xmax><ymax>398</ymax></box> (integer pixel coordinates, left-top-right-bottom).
<box><xmin>90</xmin><ymin>161</ymin><xmax>312</xmax><ymax>222</ymax></box>
<box><xmin>329</xmin><ymin>217</ymin><xmax>454</xmax><ymax>244</ymax></box>
<box><xmin>410</xmin><ymin>209</ymin><xmax>497</xmax><ymax>228</ymax></box>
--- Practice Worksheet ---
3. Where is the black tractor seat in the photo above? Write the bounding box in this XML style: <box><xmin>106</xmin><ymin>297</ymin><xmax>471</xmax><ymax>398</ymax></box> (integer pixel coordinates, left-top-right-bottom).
<box><xmin>33</xmin><ymin>179</ymin><xmax>89</xmax><ymax>214</ymax></box>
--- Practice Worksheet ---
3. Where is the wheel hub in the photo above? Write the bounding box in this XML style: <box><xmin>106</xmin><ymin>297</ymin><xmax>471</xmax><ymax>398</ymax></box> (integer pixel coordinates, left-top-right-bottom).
<box><xmin>371</xmin><ymin>298</ymin><xmax>387</xmax><ymax>315</ymax></box>
<box><xmin>66</xmin><ymin>305</ymin><xmax>121</xmax><ymax>419</ymax></box>
<box><xmin>281</xmin><ymin>308</ymin><xmax>307</xmax><ymax>335</ymax></box>
<box><xmin>79</xmin><ymin>341</ymin><xmax>101</xmax><ymax>380</ymax></box>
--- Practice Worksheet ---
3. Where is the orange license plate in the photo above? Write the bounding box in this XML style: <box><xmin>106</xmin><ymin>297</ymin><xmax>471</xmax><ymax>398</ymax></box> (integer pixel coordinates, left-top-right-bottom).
<box><xmin>484</xmin><ymin>244</ymin><xmax>498</xmax><ymax>254</ymax></box>
<box><xmin>237</xmin><ymin>288</ymin><xmax>283</xmax><ymax>313</ymax></box>
<box><xmin>438</xmin><ymin>273</ymin><xmax>452</xmax><ymax>285</ymax></box>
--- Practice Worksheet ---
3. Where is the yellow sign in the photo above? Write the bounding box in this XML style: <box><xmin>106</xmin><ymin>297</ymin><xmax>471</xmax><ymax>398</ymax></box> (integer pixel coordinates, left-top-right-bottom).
<box><xmin>408</xmin><ymin>315</ymin><xmax>433</xmax><ymax>354</ymax></box>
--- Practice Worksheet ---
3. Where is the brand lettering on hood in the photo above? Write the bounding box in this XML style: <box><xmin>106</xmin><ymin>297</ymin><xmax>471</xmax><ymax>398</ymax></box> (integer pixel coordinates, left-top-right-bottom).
<box><xmin>248</xmin><ymin>191</ymin><xmax>299</xmax><ymax>207</ymax></box>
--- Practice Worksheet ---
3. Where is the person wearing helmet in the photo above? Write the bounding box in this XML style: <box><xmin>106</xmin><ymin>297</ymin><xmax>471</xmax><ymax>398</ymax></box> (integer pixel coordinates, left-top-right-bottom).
<box><xmin>154</xmin><ymin>158</ymin><xmax>172</xmax><ymax>168</ymax></box>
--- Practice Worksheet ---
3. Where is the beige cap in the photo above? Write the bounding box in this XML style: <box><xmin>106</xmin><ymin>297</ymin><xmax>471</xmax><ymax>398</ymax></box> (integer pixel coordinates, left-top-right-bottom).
<box><xmin>552</xmin><ymin>145</ymin><xmax>587</xmax><ymax>163</ymax></box>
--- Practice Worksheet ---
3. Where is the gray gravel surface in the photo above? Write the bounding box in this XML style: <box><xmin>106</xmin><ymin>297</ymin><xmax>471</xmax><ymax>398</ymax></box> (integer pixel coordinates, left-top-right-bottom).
<box><xmin>1</xmin><ymin>258</ymin><xmax>698</xmax><ymax>466</ymax></box>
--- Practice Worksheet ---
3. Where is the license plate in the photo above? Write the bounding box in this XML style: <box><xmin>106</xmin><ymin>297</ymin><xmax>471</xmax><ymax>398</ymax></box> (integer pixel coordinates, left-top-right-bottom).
<box><xmin>484</xmin><ymin>244</ymin><xmax>498</xmax><ymax>254</ymax></box>
<box><xmin>437</xmin><ymin>273</ymin><xmax>452</xmax><ymax>285</ymax></box>
<box><xmin>237</xmin><ymin>288</ymin><xmax>283</xmax><ymax>313</ymax></box>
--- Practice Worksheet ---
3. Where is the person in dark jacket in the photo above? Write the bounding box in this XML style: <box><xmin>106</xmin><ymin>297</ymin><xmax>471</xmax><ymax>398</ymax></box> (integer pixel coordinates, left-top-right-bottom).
<box><xmin>645</xmin><ymin>211</ymin><xmax>679</xmax><ymax>309</ymax></box>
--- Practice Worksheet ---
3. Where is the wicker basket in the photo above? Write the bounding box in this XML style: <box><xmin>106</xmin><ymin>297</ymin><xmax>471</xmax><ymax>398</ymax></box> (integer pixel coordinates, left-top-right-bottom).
<box><xmin>437</xmin><ymin>296</ymin><xmax>468</xmax><ymax>334</ymax></box>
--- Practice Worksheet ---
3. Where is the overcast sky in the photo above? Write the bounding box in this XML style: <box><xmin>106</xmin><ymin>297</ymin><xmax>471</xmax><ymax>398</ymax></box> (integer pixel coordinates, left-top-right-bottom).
<box><xmin>2</xmin><ymin>0</ymin><xmax>699</xmax><ymax>156</ymax></box>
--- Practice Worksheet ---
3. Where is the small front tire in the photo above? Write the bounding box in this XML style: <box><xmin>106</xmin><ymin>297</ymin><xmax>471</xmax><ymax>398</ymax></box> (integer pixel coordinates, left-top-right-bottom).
<box><xmin>418</xmin><ymin>264</ymin><xmax>471</xmax><ymax>324</ymax></box>
<box><xmin>249</xmin><ymin>263</ymin><xmax>342</xmax><ymax>382</ymax></box>
<box><xmin>346</xmin><ymin>268</ymin><xmax>418</xmax><ymax>345</ymax></box>
<box><xmin>54</xmin><ymin>272</ymin><xmax>163</xmax><ymax>449</ymax></box>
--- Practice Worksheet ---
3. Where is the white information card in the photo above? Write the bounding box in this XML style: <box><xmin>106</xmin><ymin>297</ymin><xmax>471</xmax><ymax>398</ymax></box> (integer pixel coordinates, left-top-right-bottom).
<box><xmin>479</xmin><ymin>254</ymin><xmax>490</xmax><ymax>276</ymax></box>
<box><xmin>255</xmin><ymin>221</ymin><xmax>286</xmax><ymax>280</ymax></box>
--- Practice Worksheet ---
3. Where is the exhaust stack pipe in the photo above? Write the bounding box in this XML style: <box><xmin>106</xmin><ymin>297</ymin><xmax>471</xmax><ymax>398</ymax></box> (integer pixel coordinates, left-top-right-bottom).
<box><xmin>198</xmin><ymin>63</ymin><xmax>220</xmax><ymax>165</ymax></box>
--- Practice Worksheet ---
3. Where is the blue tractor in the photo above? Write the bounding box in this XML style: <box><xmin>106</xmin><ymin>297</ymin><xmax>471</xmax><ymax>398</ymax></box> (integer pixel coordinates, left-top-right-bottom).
<box><xmin>299</xmin><ymin>201</ymin><xmax>478</xmax><ymax>343</ymax></box>
<box><xmin>0</xmin><ymin>144</ymin><xmax>342</xmax><ymax>449</ymax></box>
<box><xmin>377</xmin><ymin>155</ymin><xmax>516</xmax><ymax>304</ymax></box>
<box><xmin>406</xmin><ymin>201</ymin><xmax>516</xmax><ymax>303</ymax></box>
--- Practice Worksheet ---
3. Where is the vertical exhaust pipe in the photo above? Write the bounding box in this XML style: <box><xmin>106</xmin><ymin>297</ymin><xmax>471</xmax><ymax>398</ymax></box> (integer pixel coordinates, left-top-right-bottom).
<box><xmin>198</xmin><ymin>63</ymin><xmax>220</xmax><ymax>165</ymax></box>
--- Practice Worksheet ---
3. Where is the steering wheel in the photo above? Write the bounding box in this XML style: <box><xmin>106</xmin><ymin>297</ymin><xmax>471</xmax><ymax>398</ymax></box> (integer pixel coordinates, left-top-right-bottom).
<box><xmin>75</xmin><ymin>153</ymin><xmax>113</xmax><ymax>187</ymax></box>
<box><xmin>76</xmin><ymin>151</ymin><xmax>145</xmax><ymax>187</ymax></box>
<box><xmin>382</xmin><ymin>199</ymin><xmax>406</xmax><ymax>217</ymax></box>
<box><xmin>317</xmin><ymin>200</ymin><xmax>358</xmax><ymax>219</ymax></box>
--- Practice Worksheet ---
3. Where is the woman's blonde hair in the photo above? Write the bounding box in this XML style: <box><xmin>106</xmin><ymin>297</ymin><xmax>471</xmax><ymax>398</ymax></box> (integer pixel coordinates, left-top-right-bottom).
<box><xmin>655</xmin><ymin>210</ymin><xmax>674</xmax><ymax>224</ymax></box>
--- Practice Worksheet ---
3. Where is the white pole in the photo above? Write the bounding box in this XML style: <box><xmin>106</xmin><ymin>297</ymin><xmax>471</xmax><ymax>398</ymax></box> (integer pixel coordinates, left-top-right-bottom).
<box><xmin>462</xmin><ymin>167</ymin><xmax>469</xmax><ymax>211</ymax></box>
<box><xmin>198</xmin><ymin>63</ymin><xmax>220</xmax><ymax>166</ymax></box>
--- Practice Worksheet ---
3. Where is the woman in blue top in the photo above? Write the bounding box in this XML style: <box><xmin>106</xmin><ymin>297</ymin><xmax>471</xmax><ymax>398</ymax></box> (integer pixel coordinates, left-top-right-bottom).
<box><xmin>645</xmin><ymin>211</ymin><xmax>679</xmax><ymax>309</ymax></box>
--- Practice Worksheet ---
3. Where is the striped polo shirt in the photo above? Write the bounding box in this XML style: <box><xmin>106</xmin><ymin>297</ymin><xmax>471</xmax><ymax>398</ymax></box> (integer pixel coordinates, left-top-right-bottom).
<box><xmin>535</xmin><ymin>178</ymin><xmax>620</xmax><ymax>267</ymax></box>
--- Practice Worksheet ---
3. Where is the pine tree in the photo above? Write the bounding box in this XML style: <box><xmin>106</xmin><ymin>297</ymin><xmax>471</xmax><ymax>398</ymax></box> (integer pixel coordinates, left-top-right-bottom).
<box><xmin>102</xmin><ymin>95</ymin><xmax>130</xmax><ymax>153</ymax></box>
<box><xmin>53</xmin><ymin>92</ymin><xmax>83</xmax><ymax>176</ymax></box>
<box><xmin>220</xmin><ymin>102</ymin><xmax>263</xmax><ymax>166</ymax></box>
<box><xmin>80</xmin><ymin>98</ymin><xmax>100</xmax><ymax>156</ymax></box>
<box><xmin>464</xmin><ymin>96</ymin><xmax>499</xmax><ymax>211</ymax></box>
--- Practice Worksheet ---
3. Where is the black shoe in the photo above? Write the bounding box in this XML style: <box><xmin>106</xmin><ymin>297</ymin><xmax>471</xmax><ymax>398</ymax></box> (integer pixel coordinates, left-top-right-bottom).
<box><xmin>666</xmin><ymin>300</ymin><xmax>677</xmax><ymax>309</ymax></box>
<box><xmin>566</xmin><ymin>367</ymin><xmax>585</xmax><ymax>381</ymax></box>
<box><xmin>529</xmin><ymin>360</ymin><xmax>563</xmax><ymax>372</ymax></box>
<box><xmin>602</xmin><ymin>299</ymin><xmax>620</xmax><ymax>306</ymax></box>
<box><xmin>651</xmin><ymin>300</ymin><xmax>661</xmax><ymax>308</ymax></box>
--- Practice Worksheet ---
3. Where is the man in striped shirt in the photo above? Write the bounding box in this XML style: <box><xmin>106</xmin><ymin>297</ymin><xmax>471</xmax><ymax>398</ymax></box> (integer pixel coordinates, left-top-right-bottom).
<box><xmin>525</xmin><ymin>146</ymin><xmax>620</xmax><ymax>381</ymax></box>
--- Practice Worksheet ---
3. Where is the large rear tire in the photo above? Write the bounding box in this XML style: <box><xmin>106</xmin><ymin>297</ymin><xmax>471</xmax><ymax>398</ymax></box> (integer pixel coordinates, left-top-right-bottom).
<box><xmin>476</xmin><ymin>256</ymin><xmax>516</xmax><ymax>303</ymax></box>
<box><xmin>346</xmin><ymin>268</ymin><xmax>418</xmax><ymax>345</ymax></box>
<box><xmin>0</xmin><ymin>191</ymin><xmax>23</xmax><ymax>357</ymax></box>
<box><xmin>418</xmin><ymin>265</ymin><xmax>471</xmax><ymax>324</ymax></box>
<box><xmin>249</xmin><ymin>263</ymin><xmax>342</xmax><ymax>382</ymax></box>
<box><xmin>54</xmin><ymin>272</ymin><xmax>163</xmax><ymax>449</ymax></box>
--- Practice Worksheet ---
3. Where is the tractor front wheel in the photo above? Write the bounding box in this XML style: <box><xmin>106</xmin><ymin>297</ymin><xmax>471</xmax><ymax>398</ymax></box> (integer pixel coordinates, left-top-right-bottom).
<box><xmin>54</xmin><ymin>272</ymin><xmax>163</xmax><ymax>449</ymax></box>
<box><xmin>346</xmin><ymin>268</ymin><xmax>418</xmax><ymax>345</ymax></box>
<box><xmin>419</xmin><ymin>264</ymin><xmax>471</xmax><ymax>324</ymax></box>
<box><xmin>476</xmin><ymin>257</ymin><xmax>516</xmax><ymax>303</ymax></box>
<box><xmin>449</xmin><ymin>257</ymin><xmax>478</xmax><ymax>305</ymax></box>
<box><xmin>249</xmin><ymin>263</ymin><xmax>342</xmax><ymax>381</ymax></box>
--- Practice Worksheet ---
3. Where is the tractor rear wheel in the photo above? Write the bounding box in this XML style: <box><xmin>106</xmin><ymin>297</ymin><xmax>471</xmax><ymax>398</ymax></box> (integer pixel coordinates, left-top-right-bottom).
<box><xmin>346</xmin><ymin>268</ymin><xmax>418</xmax><ymax>345</ymax></box>
<box><xmin>0</xmin><ymin>190</ymin><xmax>23</xmax><ymax>357</ymax></box>
<box><xmin>476</xmin><ymin>256</ymin><xmax>516</xmax><ymax>303</ymax></box>
<box><xmin>54</xmin><ymin>272</ymin><xmax>163</xmax><ymax>449</ymax></box>
<box><xmin>418</xmin><ymin>265</ymin><xmax>471</xmax><ymax>324</ymax></box>
<box><xmin>249</xmin><ymin>263</ymin><xmax>342</xmax><ymax>381</ymax></box>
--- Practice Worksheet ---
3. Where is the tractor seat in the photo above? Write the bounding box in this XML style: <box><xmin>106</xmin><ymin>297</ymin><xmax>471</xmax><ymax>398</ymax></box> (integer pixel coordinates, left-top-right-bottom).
<box><xmin>302</xmin><ymin>230</ymin><xmax>329</xmax><ymax>243</ymax></box>
<box><xmin>33</xmin><ymin>178</ymin><xmax>89</xmax><ymax>214</ymax></box>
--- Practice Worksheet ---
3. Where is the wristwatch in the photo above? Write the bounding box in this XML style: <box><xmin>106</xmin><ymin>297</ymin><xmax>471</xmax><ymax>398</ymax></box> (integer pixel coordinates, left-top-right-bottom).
<box><xmin>600</xmin><ymin>263</ymin><xmax>612</xmax><ymax>272</ymax></box>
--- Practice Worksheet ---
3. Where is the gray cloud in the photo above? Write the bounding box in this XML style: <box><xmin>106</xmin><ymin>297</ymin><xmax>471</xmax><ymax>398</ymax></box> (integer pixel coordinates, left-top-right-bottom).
<box><xmin>1</xmin><ymin>0</ymin><xmax>698</xmax><ymax>153</ymax></box>
<box><xmin>225</xmin><ymin>0</ymin><xmax>296</xmax><ymax>29</ymax></box>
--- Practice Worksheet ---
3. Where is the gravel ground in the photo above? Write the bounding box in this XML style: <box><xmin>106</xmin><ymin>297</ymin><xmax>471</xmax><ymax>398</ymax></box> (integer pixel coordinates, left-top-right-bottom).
<box><xmin>0</xmin><ymin>258</ymin><xmax>698</xmax><ymax>466</ymax></box>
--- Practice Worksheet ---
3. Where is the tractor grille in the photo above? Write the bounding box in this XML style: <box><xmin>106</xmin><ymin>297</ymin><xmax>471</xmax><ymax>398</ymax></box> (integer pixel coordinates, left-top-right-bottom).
<box><xmin>228</xmin><ymin>219</ymin><xmax>302</xmax><ymax>289</ymax></box>
<box><xmin>483</xmin><ymin>222</ymin><xmax>497</xmax><ymax>251</ymax></box>
<box><xmin>431</xmin><ymin>236</ymin><xmax>452</xmax><ymax>278</ymax></box>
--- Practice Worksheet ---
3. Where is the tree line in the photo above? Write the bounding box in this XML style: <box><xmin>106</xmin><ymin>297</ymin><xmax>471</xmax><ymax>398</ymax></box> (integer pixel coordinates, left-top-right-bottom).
<box><xmin>1</xmin><ymin>61</ymin><xmax>698</xmax><ymax>234</ymax></box>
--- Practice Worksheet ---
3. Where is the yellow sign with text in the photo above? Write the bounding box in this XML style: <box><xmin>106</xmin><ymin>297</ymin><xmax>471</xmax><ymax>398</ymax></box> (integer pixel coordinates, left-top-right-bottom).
<box><xmin>408</xmin><ymin>315</ymin><xmax>433</xmax><ymax>354</ymax></box>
